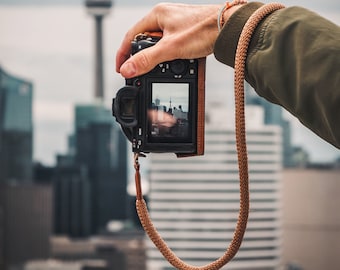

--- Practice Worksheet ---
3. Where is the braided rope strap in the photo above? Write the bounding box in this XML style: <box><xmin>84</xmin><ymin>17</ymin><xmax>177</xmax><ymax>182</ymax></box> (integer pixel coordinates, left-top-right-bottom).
<box><xmin>134</xmin><ymin>3</ymin><xmax>285</xmax><ymax>270</ymax></box>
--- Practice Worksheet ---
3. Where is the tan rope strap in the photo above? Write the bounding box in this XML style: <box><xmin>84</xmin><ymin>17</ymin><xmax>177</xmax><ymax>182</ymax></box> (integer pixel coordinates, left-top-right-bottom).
<box><xmin>133</xmin><ymin>3</ymin><xmax>285</xmax><ymax>270</ymax></box>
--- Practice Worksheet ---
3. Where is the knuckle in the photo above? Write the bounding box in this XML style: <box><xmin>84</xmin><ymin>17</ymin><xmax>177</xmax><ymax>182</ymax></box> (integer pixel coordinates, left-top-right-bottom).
<box><xmin>152</xmin><ymin>2</ymin><xmax>173</xmax><ymax>20</ymax></box>
<box><xmin>124</xmin><ymin>29</ymin><xmax>135</xmax><ymax>43</ymax></box>
<box><xmin>153</xmin><ymin>3</ymin><xmax>167</xmax><ymax>13</ymax></box>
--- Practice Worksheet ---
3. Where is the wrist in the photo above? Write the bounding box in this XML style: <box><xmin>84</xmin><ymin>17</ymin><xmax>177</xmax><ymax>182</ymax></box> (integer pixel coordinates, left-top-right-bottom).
<box><xmin>214</xmin><ymin>2</ymin><xmax>265</xmax><ymax>67</ymax></box>
<box><xmin>218</xmin><ymin>0</ymin><xmax>248</xmax><ymax>32</ymax></box>
<box><xmin>221</xmin><ymin>5</ymin><xmax>245</xmax><ymax>30</ymax></box>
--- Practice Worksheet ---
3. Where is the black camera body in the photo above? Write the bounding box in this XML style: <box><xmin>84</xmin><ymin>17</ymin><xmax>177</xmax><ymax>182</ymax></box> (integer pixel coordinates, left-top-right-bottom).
<box><xmin>112</xmin><ymin>33</ymin><xmax>205</xmax><ymax>157</ymax></box>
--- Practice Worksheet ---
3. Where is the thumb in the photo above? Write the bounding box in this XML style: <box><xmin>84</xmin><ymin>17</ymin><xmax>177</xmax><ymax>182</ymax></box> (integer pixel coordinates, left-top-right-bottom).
<box><xmin>120</xmin><ymin>44</ymin><xmax>170</xmax><ymax>78</ymax></box>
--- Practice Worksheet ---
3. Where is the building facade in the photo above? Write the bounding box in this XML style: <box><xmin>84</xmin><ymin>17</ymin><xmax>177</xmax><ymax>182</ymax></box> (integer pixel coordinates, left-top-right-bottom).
<box><xmin>53</xmin><ymin>103</ymin><xmax>128</xmax><ymax>237</ymax></box>
<box><xmin>75</xmin><ymin>104</ymin><xmax>128</xmax><ymax>233</ymax></box>
<box><xmin>0</xmin><ymin>66</ymin><xmax>33</xmax><ymax>183</ymax></box>
<box><xmin>0</xmin><ymin>184</ymin><xmax>53</xmax><ymax>270</ymax></box>
<box><xmin>282</xmin><ymin>168</ymin><xmax>340</xmax><ymax>270</ymax></box>
<box><xmin>53</xmin><ymin>165</ymin><xmax>92</xmax><ymax>237</ymax></box>
<box><xmin>146</xmin><ymin>106</ymin><xmax>282</xmax><ymax>270</ymax></box>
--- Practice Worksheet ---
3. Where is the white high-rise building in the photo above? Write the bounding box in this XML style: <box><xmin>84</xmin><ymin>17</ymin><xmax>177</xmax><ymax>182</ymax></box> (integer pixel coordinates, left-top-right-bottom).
<box><xmin>146</xmin><ymin>106</ymin><xmax>282</xmax><ymax>270</ymax></box>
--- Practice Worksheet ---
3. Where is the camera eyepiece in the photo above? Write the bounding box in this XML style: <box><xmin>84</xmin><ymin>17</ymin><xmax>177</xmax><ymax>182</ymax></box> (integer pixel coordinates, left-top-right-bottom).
<box><xmin>112</xmin><ymin>86</ymin><xmax>138</xmax><ymax>128</ymax></box>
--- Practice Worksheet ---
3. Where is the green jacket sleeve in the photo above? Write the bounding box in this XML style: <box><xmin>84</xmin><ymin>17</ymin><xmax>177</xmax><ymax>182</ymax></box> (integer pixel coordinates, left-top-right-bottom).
<box><xmin>214</xmin><ymin>2</ymin><xmax>340</xmax><ymax>149</ymax></box>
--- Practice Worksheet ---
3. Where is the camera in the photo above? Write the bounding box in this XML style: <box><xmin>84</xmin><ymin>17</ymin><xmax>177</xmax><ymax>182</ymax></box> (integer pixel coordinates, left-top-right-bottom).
<box><xmin>112</xmin><ymin>33</ymin><xmax>206</xmax><ymax>157</ymax></box>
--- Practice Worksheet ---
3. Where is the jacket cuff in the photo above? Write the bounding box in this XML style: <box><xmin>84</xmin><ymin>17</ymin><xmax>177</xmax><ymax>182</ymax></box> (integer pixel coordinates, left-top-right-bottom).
<box><xmin>214</xmin><ymin>2</ymin><xmax>264</xmax><ymax>67</ymax></box>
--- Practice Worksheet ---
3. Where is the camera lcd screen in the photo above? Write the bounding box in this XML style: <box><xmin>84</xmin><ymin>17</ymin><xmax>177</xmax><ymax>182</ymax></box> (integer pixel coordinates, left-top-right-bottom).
<box><xmin>148</xmin><ymin>83</ymin><xmax>190</xmax><ymax>141</ymax></box>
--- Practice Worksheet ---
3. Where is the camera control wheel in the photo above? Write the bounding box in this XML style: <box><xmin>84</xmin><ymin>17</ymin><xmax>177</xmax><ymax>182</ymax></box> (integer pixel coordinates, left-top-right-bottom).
<box><xmin>170</xmin><ymin>59</ymin><xmax>187</xmax><ymax>75</ymax></box>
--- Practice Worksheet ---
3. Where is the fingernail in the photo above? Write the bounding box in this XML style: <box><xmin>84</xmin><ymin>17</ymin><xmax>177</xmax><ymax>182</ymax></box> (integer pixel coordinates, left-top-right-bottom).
<box><xmin>121</xmin><ymin>62</ymin><xmax>136</xmax><ymax>78</ymax></box>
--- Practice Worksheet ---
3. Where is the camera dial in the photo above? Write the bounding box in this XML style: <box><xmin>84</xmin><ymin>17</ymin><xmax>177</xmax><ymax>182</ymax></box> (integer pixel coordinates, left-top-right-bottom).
<box><xmin>170</xmin><ymin>60</ymin><xmax>187</xmax><ymax>75</ymax></box>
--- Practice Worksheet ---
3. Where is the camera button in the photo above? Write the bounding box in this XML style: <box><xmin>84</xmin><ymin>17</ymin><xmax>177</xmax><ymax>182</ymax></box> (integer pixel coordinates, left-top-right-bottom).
<box><xmin>134</xmin><ymin>79</ymin><xmax>142</xmax><ymax>87</ymax></box>
<box><xmin>189</xmin><ymin>68</ymin><xmax>195</xmax><ymax>75</ymax></box>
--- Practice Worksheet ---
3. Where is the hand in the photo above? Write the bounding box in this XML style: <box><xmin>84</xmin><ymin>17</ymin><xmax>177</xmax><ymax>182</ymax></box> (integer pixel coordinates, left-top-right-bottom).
<box><xmin>148</xmin><ymin>109</ymin><xmax>177</xmax><ymax>128</ymax></box>
<box><xmin>116</xmin><ymin>3</ymin><xmax>223</xmax><ymax>78</ymax></box>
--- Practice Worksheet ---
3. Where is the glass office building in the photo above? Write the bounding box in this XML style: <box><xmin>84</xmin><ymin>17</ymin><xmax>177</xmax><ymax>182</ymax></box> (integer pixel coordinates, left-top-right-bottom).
<box><xmin>53</xmin><ymin>103</ymin><xmax>129</xmax><ymax>236</ymax></box>
<box><xmin>75</xmin><ymin>104</ymin><xmax>127</xmax><ymax>233</ymax></box>
<box><xmin>0</xmin><ymin>66</ymin><xmax>33</xmax><ymax>183</ymax></box>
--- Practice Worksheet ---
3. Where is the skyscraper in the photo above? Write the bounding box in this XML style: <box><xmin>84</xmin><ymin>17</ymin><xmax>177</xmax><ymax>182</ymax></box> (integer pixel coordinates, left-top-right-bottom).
<box><xmin>0</xmin><ymin>66</ymin><xmax>33</xmax><ymax>183</ymax></box>
<box><xmin>75</xmin><ymin>104</ymin><xmax>128</xmax><ymax>233</ymax></box>
<box><xmin>146</xmin><ymin>106</ymin><xmax>282</xmax><ymax>270</ymax></box>
<box><xmin>52</xmin><ymin>103</ymin><xmax>128</xmax><ymax>236</ymax></box>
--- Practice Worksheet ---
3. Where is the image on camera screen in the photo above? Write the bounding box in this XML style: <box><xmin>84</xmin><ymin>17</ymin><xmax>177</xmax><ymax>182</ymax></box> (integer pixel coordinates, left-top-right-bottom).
<box><xmin>149</xmin><ymin>83</ymin><xmax>190</xmax><ymax>140</ymax></box>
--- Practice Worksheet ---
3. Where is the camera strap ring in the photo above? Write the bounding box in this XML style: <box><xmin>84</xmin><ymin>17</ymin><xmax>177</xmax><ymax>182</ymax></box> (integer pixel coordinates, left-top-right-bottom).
<box><xmin>133</xmin><ymin>3</ymin><xmax>285</xmax><ymax>269</ymax></box>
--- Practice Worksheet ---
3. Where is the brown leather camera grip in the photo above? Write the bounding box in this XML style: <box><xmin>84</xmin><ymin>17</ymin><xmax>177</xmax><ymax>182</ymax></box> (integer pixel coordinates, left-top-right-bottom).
<box><xmin>176</xmin><ymin>57</ymin><xmax>206</xmax><ymax>158</ymax></box>
<box><xmin>196</xmin><ymin>57</ymin><xmax>206</xmax><ymax>156</ymax></box>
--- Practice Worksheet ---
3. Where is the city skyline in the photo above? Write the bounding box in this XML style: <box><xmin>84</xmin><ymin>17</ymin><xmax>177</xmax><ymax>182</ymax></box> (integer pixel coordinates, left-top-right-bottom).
<box><xmin>0</xmin><ymin>3</ymin><xmax>339</xmax><ymax>166</ymax></box>
<box><xmin>1</xmin><ymin>2</ymin><xmax>339</xmax><ymax>270</ymax></box>
<box><xmin>152</xmin><ymin>83</ymin><xmax>189</xmax><ymax>112</ymax></box>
